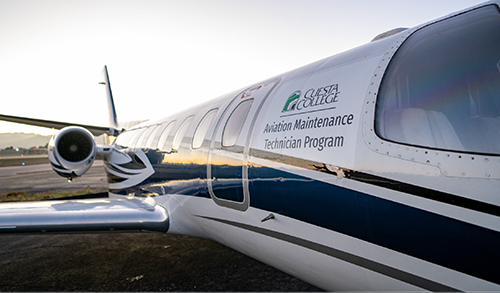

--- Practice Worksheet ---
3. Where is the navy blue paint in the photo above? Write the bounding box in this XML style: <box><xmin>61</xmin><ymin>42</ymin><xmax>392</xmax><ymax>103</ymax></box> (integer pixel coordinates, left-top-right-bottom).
<box><xmin>109</xmin><ymin>149</ymin><xmax>211</xmax><ymax>198</ymax></box>
<box><xmin>248</xmin><ymin>166</ymin><xmax>500</xmax><ymax>285</ymax></box>
<box><xmin>113</xmin><ymin>148</ymin><xmax>500</xmax><ymax>285</ymax></box>
<box><xmin>210</xmin><ymin>154</ymin><xmax>244</xmax><ymax>202</ymax></box>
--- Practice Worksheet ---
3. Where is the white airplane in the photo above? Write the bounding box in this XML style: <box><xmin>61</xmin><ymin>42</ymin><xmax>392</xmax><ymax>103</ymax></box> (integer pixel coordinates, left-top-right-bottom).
<box><xmin>1</xmin><ymin>1</ymin><xmax>500</xmax><ymax>291</ymax></box>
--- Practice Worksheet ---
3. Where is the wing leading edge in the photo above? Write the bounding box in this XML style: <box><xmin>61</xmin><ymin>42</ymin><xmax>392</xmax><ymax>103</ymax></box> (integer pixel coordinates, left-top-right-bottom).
<box><xmin>0</xmin><ymin>197</ymin><xmax>169</xmax><ymax>234</ymax></box>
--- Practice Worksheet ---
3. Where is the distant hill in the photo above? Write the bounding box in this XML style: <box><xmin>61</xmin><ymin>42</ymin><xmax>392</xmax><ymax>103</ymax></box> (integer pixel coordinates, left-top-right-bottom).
<box><xmin>0</xmin><ymin>133</ymin><xmax>52</xmax><ymax>149</ymax></box>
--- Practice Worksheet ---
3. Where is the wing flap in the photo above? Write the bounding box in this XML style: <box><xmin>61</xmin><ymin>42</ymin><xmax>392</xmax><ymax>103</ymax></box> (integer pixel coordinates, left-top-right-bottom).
<box><xmin>0</xmin><ymin>197</ymin><xmax>169</xmax><ymax>233</ymax></box>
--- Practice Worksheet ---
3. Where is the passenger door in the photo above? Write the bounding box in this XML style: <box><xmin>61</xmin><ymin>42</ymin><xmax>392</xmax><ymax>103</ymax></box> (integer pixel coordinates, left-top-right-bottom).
<box><xmin>208</xmin><ymin>79</ymin><xmax>279</xmax><ymax>211</ymax></box>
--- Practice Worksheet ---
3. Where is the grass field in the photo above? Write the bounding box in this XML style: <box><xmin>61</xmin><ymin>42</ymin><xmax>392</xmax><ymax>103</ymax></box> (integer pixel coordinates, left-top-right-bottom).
<box><xmin>0</xmin><ymin>187</ymin><xmax>105</xmax><ymax>202</ymax></box>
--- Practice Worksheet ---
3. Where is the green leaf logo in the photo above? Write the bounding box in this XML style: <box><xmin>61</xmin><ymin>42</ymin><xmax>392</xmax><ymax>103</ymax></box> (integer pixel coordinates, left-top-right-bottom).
<box><xmin>282</xmin><ymin>90</ymin><xmax>301</xmax><ymax>112</ymax></box>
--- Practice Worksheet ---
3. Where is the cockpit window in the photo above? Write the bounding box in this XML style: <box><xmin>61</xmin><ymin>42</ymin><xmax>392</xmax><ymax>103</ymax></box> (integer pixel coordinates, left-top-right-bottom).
<box><xmin>375</xmin><ymin>5</ymin><xmax>500</xmax><ymax>155</ymax></box>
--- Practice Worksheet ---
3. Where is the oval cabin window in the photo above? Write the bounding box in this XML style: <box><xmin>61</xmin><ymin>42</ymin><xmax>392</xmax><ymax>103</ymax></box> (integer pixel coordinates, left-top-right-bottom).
<box><xmin>192</xmin><ymin>109</ymin><xmax>218</xmax><ymax>149</ymax></box>
<box><xmin>172</xmin><ymin>116</ymin><xmax>194</xmax><ymax>150</ymax></box>
<box><xmin>222</xmin><ymin>99</ymin><xmax>253</xmax><ymax>147</ymax></box>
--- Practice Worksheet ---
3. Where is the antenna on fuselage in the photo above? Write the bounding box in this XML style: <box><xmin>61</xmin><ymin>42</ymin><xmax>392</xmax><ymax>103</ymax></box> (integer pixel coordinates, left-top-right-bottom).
<box><xmin>371</xmin><ymin>27</ymin><xmax>408</xmax><ymax>42</ymax></box>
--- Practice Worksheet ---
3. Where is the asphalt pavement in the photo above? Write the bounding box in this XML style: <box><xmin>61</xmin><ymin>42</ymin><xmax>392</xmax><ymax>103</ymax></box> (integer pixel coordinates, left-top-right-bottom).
<box><xmin>0</xmin><ymin>161</ymin><xmax>107</xmax><ymax>196</ymax></box>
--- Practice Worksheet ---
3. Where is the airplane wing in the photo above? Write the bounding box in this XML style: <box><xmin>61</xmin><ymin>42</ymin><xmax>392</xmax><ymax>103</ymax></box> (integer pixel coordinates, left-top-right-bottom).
<box><xmin>0</xmin><ymin>113</ymin><xmax>112</xmax><ymax>136</ymax></box>
<box><xmin>0</xmin><ymin>66</ymin><xmax>148</xmax><ymax>136</ymax></box>
<box><xmin>0</xmin><ymin>197</ymin><xmax>169</xmax><ymax>233</ymax></box>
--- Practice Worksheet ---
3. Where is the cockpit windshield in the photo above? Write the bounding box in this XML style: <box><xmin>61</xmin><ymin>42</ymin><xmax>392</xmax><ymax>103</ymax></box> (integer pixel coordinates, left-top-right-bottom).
<box><xmin>375</xmin><ymin>5</ymin><xmax>500</xmax><ymax>155</ymax></box>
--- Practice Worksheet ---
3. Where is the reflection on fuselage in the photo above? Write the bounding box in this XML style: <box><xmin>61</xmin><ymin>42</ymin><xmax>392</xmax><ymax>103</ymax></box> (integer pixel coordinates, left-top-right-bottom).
<box><xmin>109</xmin><ymin>139</ymin><xmax>306</xmax><ymax>206</ymax></box>
<box><xmin>109</xmin><ymin>139</ymin><xmax>246</xmax><ymax>199</ymax></box>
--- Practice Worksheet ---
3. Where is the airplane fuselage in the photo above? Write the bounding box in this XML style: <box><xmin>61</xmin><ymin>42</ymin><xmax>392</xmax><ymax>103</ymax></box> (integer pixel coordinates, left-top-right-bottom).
<box><xmin>1</xmin><ymin>1</ymin><xmax>500</xmax><ymax>291</ymax></box>
<box><xmin>100</xmin><ymin>2</ymin><xmax>500</xmax><ymax>290</ymax></box>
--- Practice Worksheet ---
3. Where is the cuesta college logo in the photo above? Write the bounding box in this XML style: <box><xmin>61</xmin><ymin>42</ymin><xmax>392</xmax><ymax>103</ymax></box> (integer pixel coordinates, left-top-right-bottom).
<box><xmin>282</xmin><ymin>90</ymin><xmax>301</xmax><ymax>112</ymax></box>
<box><xmin>282</xmin><ymin>84</ymin><xmax>339</xmax><ymax>113</ymax></box>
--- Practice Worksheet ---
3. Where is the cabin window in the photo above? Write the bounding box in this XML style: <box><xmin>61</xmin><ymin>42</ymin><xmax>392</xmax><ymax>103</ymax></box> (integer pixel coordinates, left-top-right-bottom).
<box><xmin>222</xmin><ymin>99</ymin><xmax>253</xmax><ymax>147</ymax></box>
<box><xmin>115</xmin><ymin>130</ymin><xmax>136</xmax><ymax>149</ymax></box>
<box><xmin>172</xmin><ymin>116</ymin><xmax>194</xmax><ymax>150</ymax></box>
<box><xmin>192</xmin><ymin>109</ymin><xmax>218</xmax><ymax>149</ymax></box>
<box><xmin>135</xmin><ymin>125</ymin><xmax>157</xmax><ymax>149</ymax></box>
<box><xmin>129</xmin><ymin>129</ymin><xmax>145</xmax><ymax>149</ymax></box>
<box><xmin>157</xmin><ymin>121</ymin><xmax>176</xmax><ymax>152</ymax></box>
<box><xmin>145</xmin><ymin>124</ymin><xmax>162</xmax><ymax>149</ymax></box>
<box><xmin>375</xmin><ymin>5</ymin><xmax>500</xmax><ymax>155</ymax></box>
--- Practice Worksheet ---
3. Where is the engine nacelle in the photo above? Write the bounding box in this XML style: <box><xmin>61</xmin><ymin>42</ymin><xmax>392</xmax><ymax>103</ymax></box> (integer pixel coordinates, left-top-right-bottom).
<box><xmin>48</xmin><ymin>126</ymin><xmax>97</xmax><ymax>180</ymax></box>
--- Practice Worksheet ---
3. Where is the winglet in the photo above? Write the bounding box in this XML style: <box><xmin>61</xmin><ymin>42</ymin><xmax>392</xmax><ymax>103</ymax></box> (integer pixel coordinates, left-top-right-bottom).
<box><xmin>100</xmin><ymin>65</ymin><xmax>120</xmax><ymax>135</ymax></box>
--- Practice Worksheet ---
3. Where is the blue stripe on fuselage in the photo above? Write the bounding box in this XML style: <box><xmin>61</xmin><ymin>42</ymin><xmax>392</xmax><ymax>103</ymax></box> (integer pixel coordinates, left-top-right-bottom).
<box><xmin>127</xmin><ymin>158</ymin><xmax>500</xmax><ymax>285</ymax></box>
<box><xmin>248</xmin><ymin>166</ymin><xmax>500</xmax><ymax>285</ymax></box>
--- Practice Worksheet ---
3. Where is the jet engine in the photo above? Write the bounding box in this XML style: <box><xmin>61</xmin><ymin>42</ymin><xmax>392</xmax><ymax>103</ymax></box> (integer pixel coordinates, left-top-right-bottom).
<box><xmin>48</xmin><ymin>126</ymin><xmax>96</xmax><ymax>180</ymax></box>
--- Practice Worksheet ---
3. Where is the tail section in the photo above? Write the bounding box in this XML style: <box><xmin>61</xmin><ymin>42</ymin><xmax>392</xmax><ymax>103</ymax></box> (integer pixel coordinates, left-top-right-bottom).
<box><xmin>100</xmin><ymin>65</ymin><xmax>120</xmax><ymax>135</ymax></box>
<box><xmin>0</xmin><ymin>66</ymin><xmax>121</xmax><ymax>137</ymax></box>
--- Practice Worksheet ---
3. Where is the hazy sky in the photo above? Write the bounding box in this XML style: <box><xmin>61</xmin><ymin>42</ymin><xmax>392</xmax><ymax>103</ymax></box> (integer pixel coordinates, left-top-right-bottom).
<box><xmin>0</xmin><ymin>0</ymin><xmax>487</xmax><ymax>135</ymax></box>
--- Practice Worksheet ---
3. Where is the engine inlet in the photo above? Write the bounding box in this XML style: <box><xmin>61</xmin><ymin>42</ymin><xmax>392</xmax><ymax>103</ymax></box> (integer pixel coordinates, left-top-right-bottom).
<box><xmin>57</xmin><ymin>130</ymin><xmax>93</xmax><ymax>162</ymax></box>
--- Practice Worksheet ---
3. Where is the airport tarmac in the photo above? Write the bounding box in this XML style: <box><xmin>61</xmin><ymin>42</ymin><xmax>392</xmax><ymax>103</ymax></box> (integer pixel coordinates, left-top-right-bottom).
<box><xmin>0</xmin><ymin>161</ymin><xmax>107</xmax><ymax>196</ymax></box>
<box><xmin>0</xmin><ymin>162</ymin><xmax>321</xmax><ymax>291</ymax></box>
